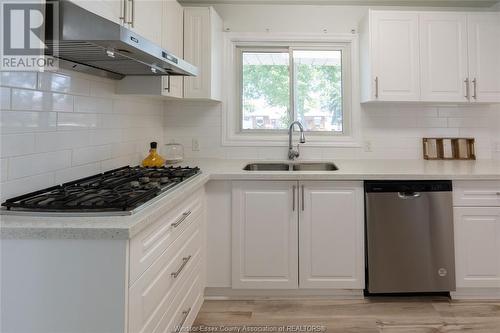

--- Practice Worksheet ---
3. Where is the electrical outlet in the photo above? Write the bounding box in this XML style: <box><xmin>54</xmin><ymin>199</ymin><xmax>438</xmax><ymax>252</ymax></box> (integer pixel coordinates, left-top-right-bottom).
<box><xmin>364</xmin><ymin>141</ymin><xmax>373</xmax><ymax>152</ymax></box>
<box><xmin>192</xmin><ymin>138</ymin><xmax>200</xmax><ymax>151</ymax></box>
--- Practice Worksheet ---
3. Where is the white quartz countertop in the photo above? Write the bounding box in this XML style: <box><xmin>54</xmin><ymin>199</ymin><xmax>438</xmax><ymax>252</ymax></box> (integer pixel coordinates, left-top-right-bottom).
<box><xmin>2</xmin><ymin>158</ymin><xmax>500</xmax><ymax>240</ymax></box>
<box><xmin>190</xmin><ymin>158</ymin><xmax>500</xmax><ymax>181</ymax></box>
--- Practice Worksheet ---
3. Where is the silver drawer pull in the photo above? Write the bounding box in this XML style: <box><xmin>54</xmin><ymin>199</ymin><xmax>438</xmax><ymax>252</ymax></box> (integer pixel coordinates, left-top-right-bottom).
<box><xmin>496</xmin><ymin>192</ymin><xmax>500</xmax><ymax>196</ymax></box>
<box><xmin>171</xmin><ymin>255</ymin><xmax>191</xmax><ymax>278</ymax></box>
<box><xmin>173</xmin><ymin>307</ymin><xmax>191</xmax><ymax>333</ymax></box>
<box><xmin>171</xmin><ymin>211</ymin><xmax>192</xmax><ymax>228</ymax></box>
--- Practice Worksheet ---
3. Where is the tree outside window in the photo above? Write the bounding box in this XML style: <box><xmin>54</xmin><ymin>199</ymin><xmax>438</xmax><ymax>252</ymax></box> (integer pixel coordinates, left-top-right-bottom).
<box><xmin>241</xmin><ymin>48</ymin><xmax>343</xmax><ymax>133</ymax></box>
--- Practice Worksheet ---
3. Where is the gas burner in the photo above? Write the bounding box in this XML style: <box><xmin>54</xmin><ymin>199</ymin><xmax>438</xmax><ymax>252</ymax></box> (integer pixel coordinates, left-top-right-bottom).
<box><xmin>1</xmin><ymin>165</ymin><xmax>201</xmax><ymax>214</ymax></box>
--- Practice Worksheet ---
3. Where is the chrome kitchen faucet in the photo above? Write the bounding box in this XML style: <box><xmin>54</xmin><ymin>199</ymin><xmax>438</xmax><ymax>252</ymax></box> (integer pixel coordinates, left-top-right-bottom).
<box><xmin>288</xmin><ymin>121</ymin><xmax>306</xmax><ymax>160</ymax></box>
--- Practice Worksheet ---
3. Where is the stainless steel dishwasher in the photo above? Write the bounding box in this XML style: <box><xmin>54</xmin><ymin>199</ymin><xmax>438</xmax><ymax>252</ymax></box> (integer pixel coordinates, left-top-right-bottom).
<box><xmin>365</xmin><ymin>180</ymin><xmax>455</xmax><ymax>294</ymax></box>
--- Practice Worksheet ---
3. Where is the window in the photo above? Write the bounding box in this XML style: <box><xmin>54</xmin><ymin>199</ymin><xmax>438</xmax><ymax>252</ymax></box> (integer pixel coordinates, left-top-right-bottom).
<box><xmin>240</xmin><ymin>47</ymin><xmax>346</xmax><ymax>134</ymax></box>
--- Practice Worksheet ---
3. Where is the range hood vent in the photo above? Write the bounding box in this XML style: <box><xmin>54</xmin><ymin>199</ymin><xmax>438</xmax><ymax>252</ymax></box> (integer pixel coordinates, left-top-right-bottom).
<box><xmin>45</xmin><ymin>0</ymin><xmax>197</xmax><ymax>80</ymax></box>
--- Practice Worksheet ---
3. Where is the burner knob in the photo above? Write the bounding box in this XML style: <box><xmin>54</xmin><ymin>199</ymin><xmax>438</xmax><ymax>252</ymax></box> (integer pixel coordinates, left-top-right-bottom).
<box><xmin>130</xmin><ymin>181</ymin><xmax>140</xmax><ymax>188</ymax></box>
<box><xmin>160</xmin><ymin>177</ymin><xmax>170</xmax><ymax>184</ymax></box>
<box><xmin>139</xmin><ymin>177</ymin><xmax>150</xmax><ymax>183</ymax></box>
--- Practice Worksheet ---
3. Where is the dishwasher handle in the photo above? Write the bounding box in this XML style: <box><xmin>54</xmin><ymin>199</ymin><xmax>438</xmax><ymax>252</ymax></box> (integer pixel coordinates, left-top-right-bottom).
<box><xmin>398</xmin><ymin>192</ymin><xmax>421</xmax><ymax>199</ymax></box>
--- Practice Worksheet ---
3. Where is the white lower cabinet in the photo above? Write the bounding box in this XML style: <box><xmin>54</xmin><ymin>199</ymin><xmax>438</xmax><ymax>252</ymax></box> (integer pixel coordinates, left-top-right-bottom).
<box><xmin>128</xmin><ymin>189</ymin><xmax>206</xmax><ymax>333</ymax></box>
<box><xmin>454</xmin><ymin>207</ymin><xmax>500</xmax><ymax>289</ymax></box>
<box><xmin>232</xmin><ymin>181</ymin><xmax>298</xmax><ymax>289</ymax></box>
<box><xmin>453</xmin><ymin>181</ymin><xmax>500</xmax><ymax>299</ymax></box>
<box><xmin>299</xmin><ymin>181</ymin><xmax>365</xmax><ymax>289</ymax></box>
<box><xmin>231</xmin><ymin>181</ymin><xmax>364</xmax><ymax>290</ymax></box>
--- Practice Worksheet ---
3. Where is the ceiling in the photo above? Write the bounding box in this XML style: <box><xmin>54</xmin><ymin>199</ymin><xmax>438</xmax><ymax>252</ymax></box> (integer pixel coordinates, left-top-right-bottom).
<box><xmin>178</xmin><ymin>0</ymin><xmax>500</xmax><ymax>7</ymax></box>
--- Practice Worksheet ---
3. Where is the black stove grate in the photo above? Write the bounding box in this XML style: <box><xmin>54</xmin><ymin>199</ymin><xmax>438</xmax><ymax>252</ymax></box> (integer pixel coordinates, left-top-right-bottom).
<box><xmin>2</xmin><ymin>165</ymin><xmax>200</xmax><ymax>213</ymax></box>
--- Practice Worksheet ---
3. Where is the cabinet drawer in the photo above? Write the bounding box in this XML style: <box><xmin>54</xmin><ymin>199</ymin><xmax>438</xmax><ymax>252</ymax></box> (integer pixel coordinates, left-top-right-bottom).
<box><xmin>130</xmin><ymin>190</ymin><xmax>203</xmax><ymax>284</ymax></box>
<box><xmin>165</xmin><ymin>267</ymin><xmax>204</xmax><ymax>333</ymax></box>
<box><xmin>128</xmin><ymin>216</ymin><xmax>202</xmax><ymax>333</ymax></box>
<box><xmin>152</xmin><ymin>262</ymin><xmax>203</xmax><ymax>333</ymax></box>
<box><xmin>454</xmin><ymin>181</ymin><xmax>500</xmax><ymax>207</ymax></box>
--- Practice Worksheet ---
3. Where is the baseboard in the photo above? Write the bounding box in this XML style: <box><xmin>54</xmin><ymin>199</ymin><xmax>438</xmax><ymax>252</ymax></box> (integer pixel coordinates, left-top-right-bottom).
<box><xmin>451</xmin><ymin>288</ymin><xmax>500</xmax><ymax>300</ymax></box>
<box><xmin>204</xmin><ymin>287</ymin><xmax>364</xmax><ymax>300</ymax></box>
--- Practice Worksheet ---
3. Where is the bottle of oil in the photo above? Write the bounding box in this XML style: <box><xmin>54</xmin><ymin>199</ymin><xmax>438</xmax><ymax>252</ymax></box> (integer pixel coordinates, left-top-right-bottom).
<box><xmin>142</xmin><ymin>142</ymin><xmax>165</xmax><ymax>167</ymax></box>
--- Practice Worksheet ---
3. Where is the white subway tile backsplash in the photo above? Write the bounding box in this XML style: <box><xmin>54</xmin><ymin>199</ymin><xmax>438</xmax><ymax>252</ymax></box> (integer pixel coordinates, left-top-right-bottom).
<box><xmin>364</xmin><ymin>116</ymin><xmax>417</xmax><ymax>128</ymax></box>
<box><xmin>448</xmin><ymin>117</ymin><xmax>491</xmax><ymax>128</ymax></box>
<box><xmin>12</xmin><ymin>89</ymin><xmax>73</xmax><ymax>112</ymax></box>
<box><xmin>1</xmin><ymin>87</ymin><xmax>10</xmax><ymax>110</ymax></box>
<box><xmin>416</xmin><ymin>117</ymin><xmax>448</xmax><ymax>128</ymax></box>
<box><xmin>57</xmin><ymin>112</ymin><xmax>100</xmax><ymax>130</ymax></box>
<box><xmin>34</xmin><ymin>131</ymin><xmax>91</xmax><ymax>152</ymax></box>
<box><xmin>72</xmin><ymin>145</ymin><xmax>112</xmax><ymax>166</ymax></box>
<box><xmin>74</xmin><ymin>96</ymin><xmax>112</xmax><ymax>113</ymax></box>
<box><xmin>37</xmin><ymin>72</ymin><xmax>91</xmax><ymax>95</ymax></box>
<box><xmin>1</xmin><ymin>172</ymin><xmax>55</xmax><ymax>202</ymax></box>
<box><xmin>1</xmin><ymin>111</ymin><xmax>57</xmax><ymax>134</ymax></box>
<box><xmin>0</xmin><ymin>72</ymin><xmax>37</xmax><ymax>89</ymax></box>
<box><xmin>438</xmin><ymin>105</ymin><xmax>492</xmax><ymax>118</ymax></box>
<box><xmin>90</xmin><ymin>80</ymin><xmax>115</xmax><ymax>97</ymax></box>
<box><xmin>101</xmin><ymin>153</ymin><xmax>140</xmax><ymax>171</ymax></box>
<box><xmin>89</xmin><ymin>129</ymin><xmax>122</xmax><ymax>146</ymax></box>
<box><xmin>110</xmin><ymin>142</ymin><xmax>137</xmax><ymax>158</ymax></box>
<box><xmin>54</xmin><ymin>162</ymin><xmax>101</xmax><ymax>184</ymax></box>
<box><xmin>163</xmin><ymin>101</ymin><xmax>500</xmax><ymax>160</ymax></box>
<box><xmin>1</xmin><ymin>71</ymin><xmax>165</xmax><ymax>196</ymax></box>
<box><xmin>1</xmin><ymin>158</ymin><xmax>8</xmax><ymax>182</ymax></box>
<box><xmin>1</xmin><ymin>134</ymin><xmax>36</xmax><ymax>157</ymax></box>
<box><xmin>9</xmin><ymin>150</ymin><xmax>72</xmax><ymax>179</ymax></box>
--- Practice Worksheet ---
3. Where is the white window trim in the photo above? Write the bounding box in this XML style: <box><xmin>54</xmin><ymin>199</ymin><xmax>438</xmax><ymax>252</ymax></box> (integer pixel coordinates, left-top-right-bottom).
<box><xmin>222</xmin><ymin>32</ymin><xmax>362</xmax><ymax>148</ymax></box>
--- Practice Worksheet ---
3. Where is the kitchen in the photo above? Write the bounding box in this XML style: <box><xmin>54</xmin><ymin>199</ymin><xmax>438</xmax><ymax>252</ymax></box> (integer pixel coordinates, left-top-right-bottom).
<box><xmin>1</xmin><ymin>0</ymin><xmax>500</xmax><ymax>332</ymax></box>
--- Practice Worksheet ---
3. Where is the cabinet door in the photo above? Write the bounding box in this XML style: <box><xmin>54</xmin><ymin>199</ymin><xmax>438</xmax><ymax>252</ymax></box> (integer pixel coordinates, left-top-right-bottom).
<box><xmin>454</xmin><ymin>207</ymin><xmax>500</xmax><ymax>288</ymax></box>
<box><xmin>420</xmin><ymin>13</ymin><xmax>469</xmax><ymax>102</ymax></box>
<box><xmin>467</xmin><ymin>13</ymin><xmax>500</xmax><ymax>103</ymax></box>
<box><xmin>129</xmin><ymin>0</ymin><xmax>163</xmax><ymax>45</ymax></box>
<box><xmin>70</xmin><ymin>0</ymin><xmax>123</xmax><ymax>25</ymax></box>
<box><xmin>183</xmin><ymin>7</ymin><xmax>223</xmax><ymax>101</ymax></box>
<box><xmin>299</xmin><ymin>181</ymin><xmax>364</xmax><ymax>289</ymax></box>
<box><xmin>232</xmin><ymin>181</ymin><xmax>298</xmax><ymax>289</ymax></box>
<box><xmin>162</xmin><ymin>0</ymin><xmax>184</xmax><ymax>98</ymax></box>
<box><xmin>184</xmin><ymin>7</ymin><xmax>211</xmax><ymax>99</ymax></box>
<box><xmin>371</xmin><ymin>11</ymin><xmax>420</xmax><ymax>101</ymax></box>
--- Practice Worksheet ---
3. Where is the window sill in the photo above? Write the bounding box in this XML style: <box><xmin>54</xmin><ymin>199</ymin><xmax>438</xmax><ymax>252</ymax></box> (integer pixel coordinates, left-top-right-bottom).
<box><xmin>222</xmin><ymin>133</ymin><xmax>362</xmax><ymax>148</ymax></box>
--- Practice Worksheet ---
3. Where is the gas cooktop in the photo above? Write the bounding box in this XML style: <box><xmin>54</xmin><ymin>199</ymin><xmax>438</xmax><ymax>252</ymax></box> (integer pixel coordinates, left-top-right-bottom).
<box><xmin>1</xmin><ymin>166</ymin><xmax>201</xmax><ymax>216</ymax></box>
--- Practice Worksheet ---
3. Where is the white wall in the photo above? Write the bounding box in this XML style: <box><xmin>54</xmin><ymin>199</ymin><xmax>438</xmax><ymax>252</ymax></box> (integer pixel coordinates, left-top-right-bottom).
<box><xmin>163</xmin><ymin>4</ymin><xmax>500</xmax><ymax>161</ymax></box>
<box><xmin>0</xmin><ymin>70</ymin><xmax>164</xmax><ymax>201</ymax></box>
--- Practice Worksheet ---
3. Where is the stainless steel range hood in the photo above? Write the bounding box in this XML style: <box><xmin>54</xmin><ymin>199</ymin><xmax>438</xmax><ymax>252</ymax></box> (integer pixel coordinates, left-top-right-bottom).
<box><xmin>45</xmin><ymin>0</ymin><xmax>197</xmax><ymax>80</ymax></box>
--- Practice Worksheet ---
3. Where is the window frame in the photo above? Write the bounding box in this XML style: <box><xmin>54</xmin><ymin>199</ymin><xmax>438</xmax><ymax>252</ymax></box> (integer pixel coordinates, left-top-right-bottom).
<box><xmin>222</xmin><ymin>33</ymin><xmax>361</xmax><ymax>148</ymax></box>
<box><xmin>238</xmin><ymin>45</ymin><xmax>350</xmax><ymax>136</ymax></box>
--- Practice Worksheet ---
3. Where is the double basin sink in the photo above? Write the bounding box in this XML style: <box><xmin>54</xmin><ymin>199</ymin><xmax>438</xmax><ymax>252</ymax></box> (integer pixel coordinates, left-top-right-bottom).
<box><xmin>243</xmin><ymin>162</ymin><xmax>338</xmax><ymax>172</ymax></box>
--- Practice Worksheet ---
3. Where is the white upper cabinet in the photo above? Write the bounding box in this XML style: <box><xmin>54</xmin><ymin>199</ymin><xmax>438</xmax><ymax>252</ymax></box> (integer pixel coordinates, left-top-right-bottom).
<box><xmin>70</xmin><ymin>0</ymin><xmax>163</xmax><ymax>46</ymax></box>
<box><xmin>420</xmin><ymin>13</ymin><xmax>469</xmax><ymax>102</ymax></box>
<box><xmin>184</xmin><ymin>7</ymin><xmax>223</xmax><ymax>101</ymax></box>
<box><xmin>361</xmin><ymin>10</ymin><xmax>500</xmax><ymax>104</ymax></box>
<box><xmin>361</xmin><ymin>11</ymin><xmax>420</xmax><ymax>102</ymax></box>
<box><xmin>127</xmin><ymin>0</ymin><xmax>163</xmax><ymax>45</ymax></box>
<box><xmin>467</xmin><ymin>13</ymin><xmax>500</xmax><ymax>103</ymax></box>
<box><xmin>232</xmin><ymin>181</ymin><xmax>298</xmax><ymax>289</ymax></box>
<box><xmin>162</xmin><ymin>0</ymin><xmax>184</xmax><ymax>98</ymax></box>
<box><xmin>116</xmin><ymin>0</ymin><xmax>185</xmax><ymax>97</ymax></box>
<box><xmin>70</xmin><ymin>0</ymin><xmax>124</xmax><ymax>25</ymax></box>
<box><xmin>299</xmin><ymin>181</ymin><xmax>365</xmax><ymax>289</ymax></box>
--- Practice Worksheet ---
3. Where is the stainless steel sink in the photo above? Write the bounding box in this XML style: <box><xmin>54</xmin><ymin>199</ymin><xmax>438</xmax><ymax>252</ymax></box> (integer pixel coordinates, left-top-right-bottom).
<box><xmin>243</xmin><ymin>162</ymin><xmax>338</xmax><ymax>171</ymax></box>
<box><xmin>243</xmin><ymin>163</ymin><xmax>291</xmax><ymax>171</ymax></box>
<box><xmin>292</xmin><ymin>162</ymin><xmax>338</xmax><ymax>171</ymax></box>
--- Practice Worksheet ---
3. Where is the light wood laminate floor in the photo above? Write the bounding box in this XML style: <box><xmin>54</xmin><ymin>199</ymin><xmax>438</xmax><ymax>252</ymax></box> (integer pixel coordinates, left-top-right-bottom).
<box><xmin>193</xmin><ymin>298</ymin><xmax>500</xmax><ymax>332</ymax></box>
